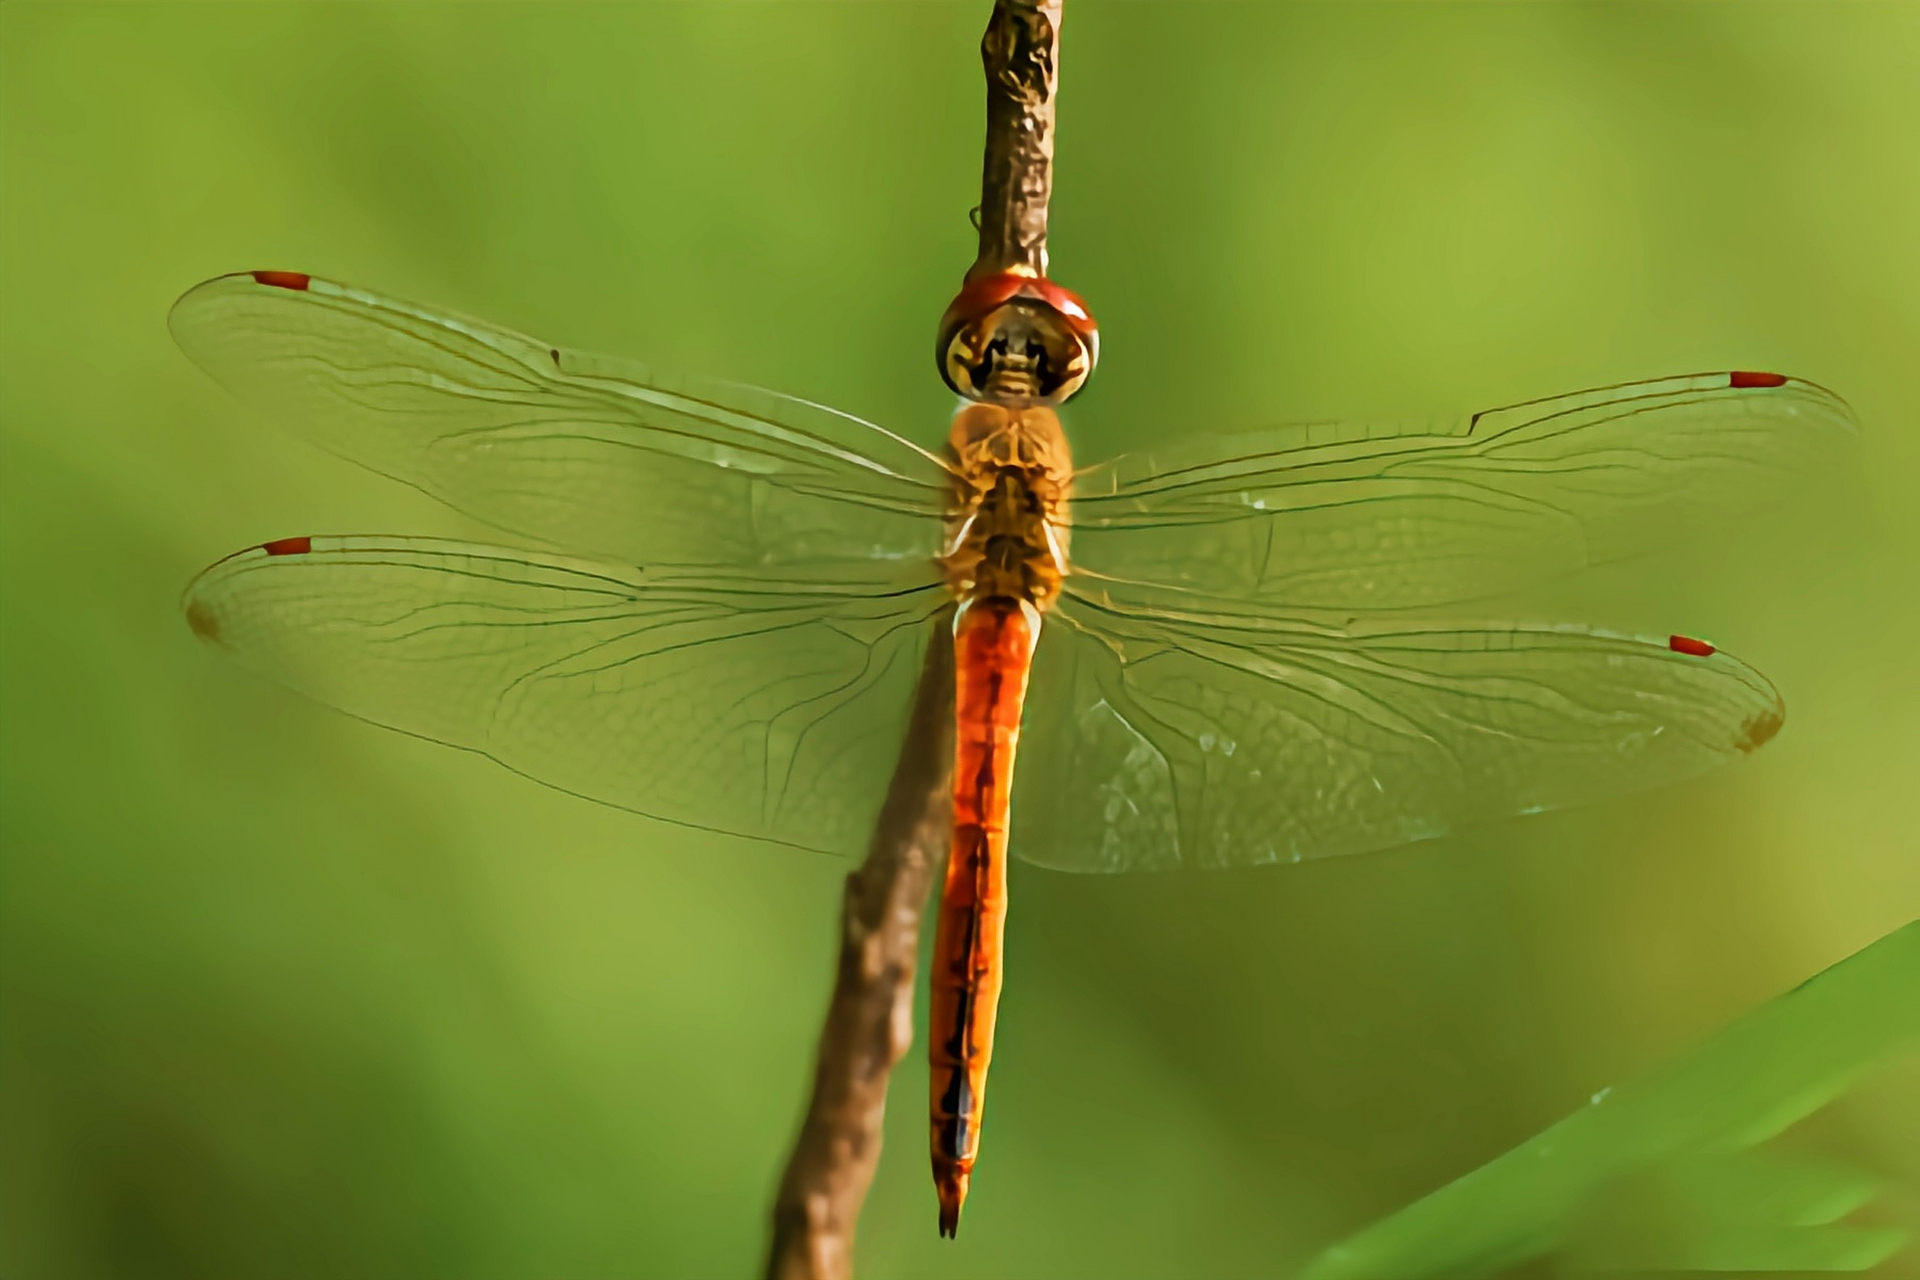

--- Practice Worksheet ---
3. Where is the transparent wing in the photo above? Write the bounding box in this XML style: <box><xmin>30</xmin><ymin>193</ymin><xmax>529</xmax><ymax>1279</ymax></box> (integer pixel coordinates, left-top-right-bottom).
<box><xmin>185</xmin><ymin>535</ymin><xmax>948</xmax><ymax>855</ymax></box>
<box><xmin>170</xmin><ymin>272</ymin><xmax>954</xmax><ymax>568</ymax></box>
<box><xmin>1068</xmin><ymin>373</ymin><xmax>1855</xmax><ymax>610</ymax></box>
<box><xmin>1012</xmin><ymin>585</ymin><xmax>1783</xmax><ymax>872</ymax></box>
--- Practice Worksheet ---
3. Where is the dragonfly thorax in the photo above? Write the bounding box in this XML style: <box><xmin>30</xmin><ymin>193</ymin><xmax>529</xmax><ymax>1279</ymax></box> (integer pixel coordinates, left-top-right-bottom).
<box><xmin>942</xmin><ymin>403</ymin><xmax>1072</xmax><ymax>610</ymax></box>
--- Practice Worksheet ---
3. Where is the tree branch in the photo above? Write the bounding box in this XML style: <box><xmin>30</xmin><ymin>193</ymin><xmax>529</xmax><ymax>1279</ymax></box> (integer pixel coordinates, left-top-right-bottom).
<box><xmin>973</xmin><ymin>1</ymin><xmax>1064</xmax><ymax>279</ymax></box>
<box><xmin>764</xmin><ymin>624</ymin><xmax>953</xmax><ymax>1280</ymax></box>
<box><xmin>764</xmin><ymin>4</ymin><xmax>1065</xmax><ymax>1277</ymax></box>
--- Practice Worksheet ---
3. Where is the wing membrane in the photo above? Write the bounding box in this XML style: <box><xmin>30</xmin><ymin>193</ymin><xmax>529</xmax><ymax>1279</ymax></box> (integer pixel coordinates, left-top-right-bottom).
<box><xmin>1069</xmin><ymin>373</ymin><xmax>1855</xmax><ymax>610</ymax></box>
<box><xmin>185</xmin><ymin>536</ymin><xmax>948</xmax><ymax>855</ymax></box>
<box><xmin>170</xmin><ymin>273</ymin><xmax>953</xmax><ymax>568</ymax></box>
<box><xmin>1012</xmin><ymin>585</ymin><xmax>1782</xmax><ymax>872</ymax></box>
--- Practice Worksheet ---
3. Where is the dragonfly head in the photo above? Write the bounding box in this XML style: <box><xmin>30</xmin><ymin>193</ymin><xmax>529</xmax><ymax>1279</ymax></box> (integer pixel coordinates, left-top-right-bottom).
<box><xmin>938</xmin><ymin>269</ymin><xmax>1098</xmax><ymax>405</ymax></box>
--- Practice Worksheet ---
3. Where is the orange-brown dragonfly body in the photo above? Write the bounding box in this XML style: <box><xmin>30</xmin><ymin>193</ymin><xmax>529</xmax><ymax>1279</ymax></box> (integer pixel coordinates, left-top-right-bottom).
<box><xmin>930</xmin><ymin>399</ymin><xmax>1074</xmax><ymax>1232</ymax></box>
<box><xmin>931</xmin><ymin>597</ymin><xmax>1031</xmax><ymax>1234</ymax></box>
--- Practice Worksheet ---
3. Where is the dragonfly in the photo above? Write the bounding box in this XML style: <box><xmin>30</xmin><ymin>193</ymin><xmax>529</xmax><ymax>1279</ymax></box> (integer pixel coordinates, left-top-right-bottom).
<box><xmin>174</xmin><ymin>267</ymin><xmax>1852</xmax><ymax>1235</ymax></box>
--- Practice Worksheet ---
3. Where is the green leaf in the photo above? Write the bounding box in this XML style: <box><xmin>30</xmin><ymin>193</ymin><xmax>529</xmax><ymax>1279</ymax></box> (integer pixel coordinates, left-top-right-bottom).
<box><xmin>1302</xmin><ymin>921</ymin><xmax>1920</xmax><ymax>1280</ymax></box>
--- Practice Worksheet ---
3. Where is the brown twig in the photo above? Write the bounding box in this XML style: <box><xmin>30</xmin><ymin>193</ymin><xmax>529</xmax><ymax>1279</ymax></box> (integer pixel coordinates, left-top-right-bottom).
<box><xmin>764</xmin><ymin>623</ymin><xmax>954</xmax><ymax>1280</ymax></box>
<box><xmin>763</xmin><ymin>5</ymin><xmax>1064</xmax><ymax>1278</ymax></box>
<box><xmin>972</xmin><ymin>1</ymin><xmax>1065</xmax><ymax>280</ymax></box>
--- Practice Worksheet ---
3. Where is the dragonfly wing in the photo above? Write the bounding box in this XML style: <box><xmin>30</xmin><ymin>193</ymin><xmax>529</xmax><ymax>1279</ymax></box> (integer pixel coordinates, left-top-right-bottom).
<box><xmin>186</xmin><ymin>536</ymin><xmax>948</xmax><ymax>856</ymax></box>
<box><xmin>1070</xmin><ymin>373</ymin><xmax>1855</xmax><ymax>610</ymax></box>
<box><xmin>170</xmin><ymin>272</ymin><xmax>953</xmax><ymax>568</ymax></box>
<box><xmin>1012</xmin><ymin>585</ymin><xmax>1782</xmax><ymax>872</ymax></box>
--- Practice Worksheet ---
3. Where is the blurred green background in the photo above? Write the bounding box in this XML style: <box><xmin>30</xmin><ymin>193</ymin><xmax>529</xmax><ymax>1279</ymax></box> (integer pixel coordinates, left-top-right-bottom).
<box><xmin>3</xmin><ymin>3</ymin><xmax>1917</xmax><ymax>1277</ymax></box>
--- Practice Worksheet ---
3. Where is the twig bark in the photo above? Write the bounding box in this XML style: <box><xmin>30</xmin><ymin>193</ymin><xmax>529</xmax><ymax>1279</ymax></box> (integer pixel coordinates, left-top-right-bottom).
<box><xmin>763</xmin><ymin>5</ymin><xmax>1065</xmax><ymax>1278</ymax></box>
<box><xmin>973</xmin><ymin>1</ymin><xmax>1065</xmax><ymax>280</ymax></box>
<box><xmin>765</xmin><ymin>624</ymin><xmax>954</xmax><ymax>1280</ymax></box>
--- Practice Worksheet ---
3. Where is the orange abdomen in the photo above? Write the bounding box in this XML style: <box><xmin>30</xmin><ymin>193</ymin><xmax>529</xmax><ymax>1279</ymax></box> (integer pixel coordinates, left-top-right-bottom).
<box><xmin>929</xmin><ymin>596</ymin><xmax>1037</xmax><ymax>1237</ymax></box>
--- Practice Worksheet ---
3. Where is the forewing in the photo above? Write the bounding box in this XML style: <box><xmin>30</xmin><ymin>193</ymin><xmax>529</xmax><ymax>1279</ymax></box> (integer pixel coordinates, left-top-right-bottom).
<box><xmin>1069</xmin><ymin>373</ymin><xmax>1855</xmax><ymax>610</ymax></box>
<box><xmin>186</xmin><ymin>536</ymin><xmax>948</xmax><ymax>855</ymax></box>
<box><xmin>1012</xmin><ymin>587</ymin><xmax>1782</xmax><ymax>872</ymax></box>
<box><xmin>170</xmin><ymin>272</ymin><xmax>953</xmax><ymax>567</ymax></box>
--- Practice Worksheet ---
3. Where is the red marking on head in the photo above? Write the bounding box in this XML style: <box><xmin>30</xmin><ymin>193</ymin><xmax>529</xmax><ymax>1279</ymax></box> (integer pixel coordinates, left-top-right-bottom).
<box><xmin>1669</xmin><ymin>634</ymin><xmax>1716</xmax><ymax>657</ymax></box>
<box><xmin>945</xmin><ymin>271</ymin><xmax>1031</xmax><ymax>324</ymax></box>
<box><xmin>261</xmin><ymin>536</ymin><xmax>313</xmax><ymax>557</ymax></box>
<box><xmin>251</xmin><ymin>270</ymin><xmax>311</xmax><ymax>292</ymax></box>
<box><xmin>1025</xmin><ymin>277</ymin><xmax>1099</xmax><ymax>336</ymax></box>
<box><xmin>942</xmin><ymin>270</ymin><xmax>1099</xmax><ymax>336</ymax></box>
<box><xmin>1729</xmin><ymin>370</ymin><xmax>1787</xmax><ymax>389</ymax></box>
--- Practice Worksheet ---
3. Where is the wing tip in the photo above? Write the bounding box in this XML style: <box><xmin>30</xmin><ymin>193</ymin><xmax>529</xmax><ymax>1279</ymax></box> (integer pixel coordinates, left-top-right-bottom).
<box><xmin>1671</xmin><ymin>632</ymin><xmax>1787</xmax><ymax>754</ymax></box>
<box><xmin>182</xmin><ymin>535</ymin><xmax>319</xmax><ymax>644</ymax></box>
<box><xmin>1735</xmin><ymin>701</ymin><xmax>1786</xmax><ymax>754</ymax></box>
<box><xmin>1725</xmin><ymin>368</ymin><xmax>1860</xmax><ymax>431</ymax></box>
<box><xmin>184</xmin><ymin>596</ymin><xmax>223</xmax><ymax>645</ymax></box>
<box><xmin>1663</xmin><ymin>632</ymin><xmax>1785</xmax><ymax>752</ymax></box>
<box><xmin>1476</xmin><ymin>369</ymin><xmax>1858</xmax><ymax>437</ymax></box>
<box><xmin>169</xmin><ymin>270</ymin><xmax>314</xmax><ymax>357</ymax></box>
<box><xmin>170</xmin><ymin>268</ymin><xmax>322</xmax><ymax>329</ymax></box>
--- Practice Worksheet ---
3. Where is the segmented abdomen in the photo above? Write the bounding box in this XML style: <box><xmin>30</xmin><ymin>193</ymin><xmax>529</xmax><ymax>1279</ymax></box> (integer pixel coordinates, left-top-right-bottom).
<box><xmin>928</xmin><ymin>595</ymin><xmax>1037</xmax><ymax>1237</ymax></box>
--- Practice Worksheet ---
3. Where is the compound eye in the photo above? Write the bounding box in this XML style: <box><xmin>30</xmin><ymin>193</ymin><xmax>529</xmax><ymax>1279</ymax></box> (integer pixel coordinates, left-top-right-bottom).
<box><xmin>937</xmin><ymin>276</ymin><xmax>1099</xmax><ymax>404</ymax></box>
